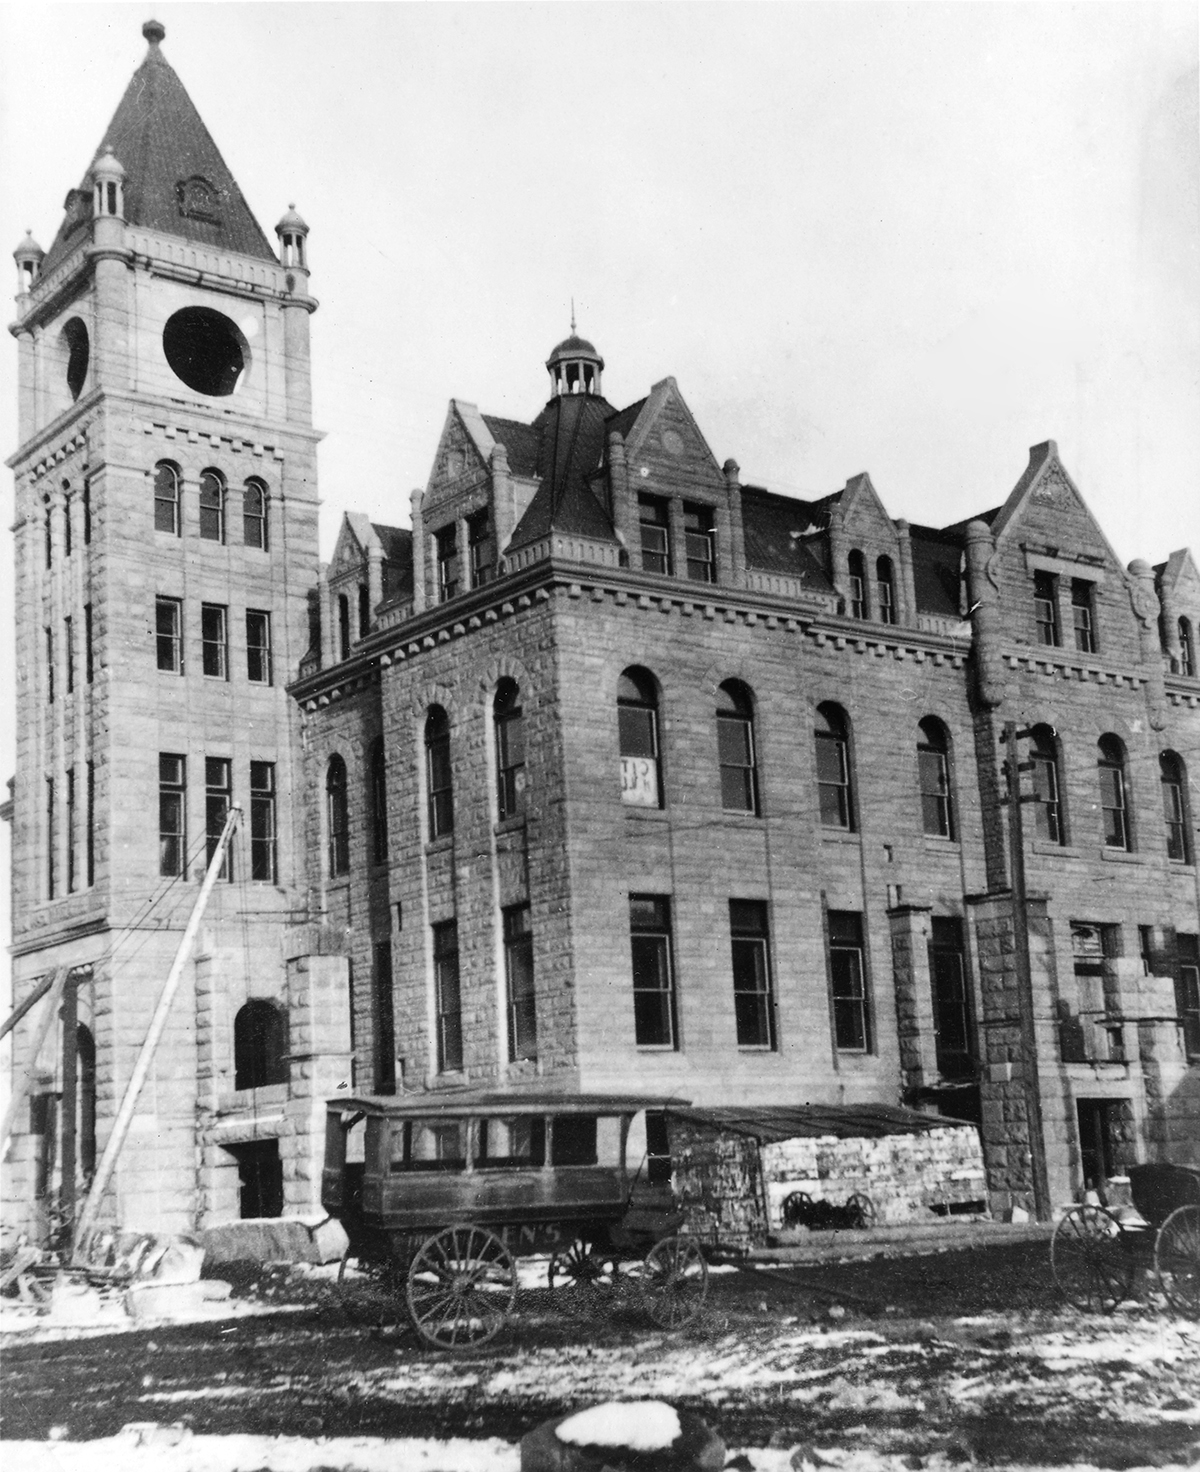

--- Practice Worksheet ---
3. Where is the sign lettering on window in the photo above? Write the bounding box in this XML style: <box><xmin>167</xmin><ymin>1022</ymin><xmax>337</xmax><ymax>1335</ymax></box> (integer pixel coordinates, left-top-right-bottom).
<box><xmin>621</xmin><ymin>756</ymin><xmax>658</xmax><ymax>806</ymax></box>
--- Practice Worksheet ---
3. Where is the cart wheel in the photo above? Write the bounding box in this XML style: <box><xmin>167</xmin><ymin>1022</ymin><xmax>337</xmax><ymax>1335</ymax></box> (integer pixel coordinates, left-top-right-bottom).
<box><xmin>1155</xmin><ymin>1204</ymin><xmax>1200</xmax><ymax>1319</ymax></box>
<box><xmin>336</xmin><ymin>1243</ymin><xmax>404</xmax><ymax>1332</ymax></box>
<box><xmin>1050</xmin><ymin>1204</ymin><xmax>1135</xmax><ymax>1313</ymax></box>
<box><xmin>406</xmin><ymin>1225</ymin><xmax>516</xmax><ymax>1350</ymax></box>
<box><xmin>781</xmin><ymin>1191</ymin><xmax>814</xmax><ymax>1228</ymax></box>
<box><xmin>846</xmin><ymin>1192</ymin><xmax>877</xmax><ymax>1230</ymax></box>
<box><xmin>547</xmin><ymin>1239</ymin><xmax>620</xmax><ymax>1318</ymax></box>
<box><xmin>639</xmin><ymin>1235</ymin><xmax>708</xmax><ymax>1330</ymax></box>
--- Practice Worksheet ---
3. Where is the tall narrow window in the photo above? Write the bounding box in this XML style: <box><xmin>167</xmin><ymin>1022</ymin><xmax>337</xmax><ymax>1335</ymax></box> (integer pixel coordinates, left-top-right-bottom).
<box><xmin>82</xmin><ymin>481</ymin><xmax>91</xmax><ymax>544</ymax></box>
<box><xmin>199</xmin><ymin>469</ymin><xmax>226</xmax><ymax>542</ymax></box>
<box><xmin>154</xmin><ymin>462</ymin><xmax>180</xmax><ymax>535</ymax></box>
<box><xmin>66</xmin><ymin>769</ymin><xmax>77</xmax><ymax>893</ymax></box>
<box><xmin>504</xmin><ymin>904</ymin><xmax>537</xmax><ymax>1062</ymax></box>
<box><xmin>326</xmin><ymin>754</ymin><xmax>349</xmax><ymax>877</ymax></box>
<box><xmin>246</xmin><ymin>610</ymin><xmax>272</xmax><ymax>684</ymax></box>
<box><xmin>337</xmin><ymin>594</ymin><xmax>351</xmax><ymax>660</ymax></box>
<box><xmin>373</xmin><ymin>940</ymin><xmax>396</xmax><ymax>1093</ymax></box>
<box><xmin>1180</xmin><ymin>619</ymin><xmax>1196</xmax><ymax>678</ymax></box>
<box><xmin>86</xmin><ymin>760</ymin><xmax>95</xmax><ymax>887</ymax></box>
<box><xmin>425</xmin><ymin>708</ymin><xmax>453</xmax><ymax>837</ymax></box>
<box><xmin>234</xmin><ymin>1001</ymin><xmax>288</xmax><ymax>1089</ymax></box>
<box><xmin>363</xmin><ymin>737</ymin><xmax>387</xmax><ymax>863</ymax></box>
<box><xmin>495</xmin><ymin>679</ymin><xmax>525</xmax><ymax>820</ymax></box>
<box><xmin>928</xmin><ymin>917</ymin><xmax>974</xmax><ymax>1079</ymax></box>
<box><xmin>358</xmin><ymin>584</ymin><xmax>370</xmax><ymax>640</ymax></box>
<box><xmin>1161</xmin><ymin>751</ymin><xmax>1190</xmax><ymax>863</ymax></box>
<box><xmin>64</xmin><ymin>616</ymin><xmax>74</xmax><ymax>693</ymax></box>
<box><xmin>77</xmin><ymin>1025</ymin><xmax>96</xmax><ymax>1176</ymax></box>
<box><xmin>815</xmin><ymin>703</ymin><xmax>854</xmax><ymax>829</ymax></box>
<box><xmin>683</xmin><ymin>503</ymin><xmax>715</xmax><ymax>583</ymax></box>
<box><xmin>45</xmin><ymin>506</ymin><xmax>52</xmax><ymax>568</ymax></box>
<box><xmin>46</xmin><ymin>778</ymin><xmax>55</xmax><ymax>898</ymax></box>
<box><xmin>730</xmin><ymin>899</ymin><xmax>775</xmax><ymax>1048</ymax></box>
<box><xmin>84</xmin><ymin>603</ymin><xmax>93</xmax><ymax>683</ymax></box>
<box><xmin>435</xmin><ymin>524</ymin><xmax>459</xmax><ymax>602</ymax></box>
<box><xmin>917</xmin><ymin>717</ymin><xmax>954</xmax><ymax>838</ymax></box>
<box><xmin>1030</xmin><ymin>724</ymin><xmax>1064</xmax><ymax>844</ymax></box>
<box><xmin>201</xmin><ymin>603</ymin><xmax>228</xmax><ymax>679</ymax></box>
<box><xmin>242</xmin><ymin>480</ymin><xmax>268</xmax><ymax>550</ymax></box>
<box><xmin>1098</xmin><ymin>735</ymin><xmax>1131</xmax><ymax>850</ymax></box>
<box><xmin>638</xmin><ymin>496</ymin><xmax>671</xmax><ymax>574</ymax></box>
<box><xmin>46</xmin><ymin>628</ymin><xmax>54</xmax><ymax>704</ymax></box>
<box><xmin>1071</xmin><ymin>579</ymin><xmax>1097</xmax><ymax>654</ymax></box>
<box><xmin>64</xmin><ymin>496</ymin><xmax>73</xmax><ymax>559</ymax></box>
<box><xmin>158</xmin><ymin>753</ymin><xmax>186</xmax><ymax>877</ymax></box>
<box><xmin>876</xmin><ymin>556</ymin><xmax>896</xmax><ymax>624</ymax></box>
<box><xmin>716</xmin><ymin>680</ymin><xmax>758</xmax><ymax>814</ymax></box>
<box><xmin>205</xmin><ymin>757</ymin><xmax>233</xmax><ymax>880</ymax></box>
<box><xmin>847</xmin><ymin>550</ymin><xmax>868</xmax><ymax>619</ymax></box>
<box><xmin>618</xmin><ymin>667</ymin><xmax>662</xmax><ymax>808</ymax></box>
<box><xmin>250</xmin><ymin>760</ymin><xmax>277</xmax><ymax>882</ymax></box>
<box><xmin>630</xmin><ymin>894</ymin><xmax>676</xmax><ymax>1048</ymax></box>
<box><xmin>1034</xmin><ymin>569</ymin><xmax>1059</xmax><ymax>646</ymax></box>
<box><xmin>1177</xmin><ymin>934</ymin><xmax>1200</xmax><ymax>1061</ymax></box>
<box><xmin>433</xmin><ymin>920</ymin><xmax>462</xmax><ymax>1072</ymax></box>
<box><xmin>828</xmin><ymin>909</ymin><xmax>870</xmax><ymax>1052</ymax></box>
<box><xmin>468</xmin><ymin>509</ymin><xmax>493</xmax><ymax>588</ymax></box>
<box><xmin>156</xmin><ymin>596</ymin><xmax>183</xmax><ymax>673</ymax></box>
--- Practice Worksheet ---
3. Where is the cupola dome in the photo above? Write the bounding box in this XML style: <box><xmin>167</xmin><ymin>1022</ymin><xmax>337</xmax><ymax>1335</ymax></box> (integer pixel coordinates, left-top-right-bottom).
<box><xmin>91</xmin><ymin>148</ymin><xmax>126</xmax><ymax>219</ymax></box>
<box><xmin>546</xmin><ymin>325</ymin><xmax>604</xmax><ymax>398</ymax></box>
<box><xmin>13</xmin><ymin>230</ymin><xmax>45</xmax><ymax>293</ymax></box>
<box><xmin>275</xmin><ymin>203</ymin><xmax>309</xmax><ymax>269</ymax></box>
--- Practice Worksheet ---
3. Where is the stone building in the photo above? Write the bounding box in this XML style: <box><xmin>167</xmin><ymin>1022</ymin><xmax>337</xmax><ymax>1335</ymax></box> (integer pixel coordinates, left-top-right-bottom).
<box><xmin>4</xmin><ymin>22</ymin><xmax>1199</xmax><ymax>1238</ymax></box>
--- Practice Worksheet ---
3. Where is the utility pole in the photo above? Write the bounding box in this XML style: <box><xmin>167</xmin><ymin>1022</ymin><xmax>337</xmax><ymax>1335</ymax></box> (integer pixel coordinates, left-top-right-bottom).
<box><xmin>1003</xmin><ymin>722</ymin><xmax>1052</xmax><ymax>1221</ymax></box>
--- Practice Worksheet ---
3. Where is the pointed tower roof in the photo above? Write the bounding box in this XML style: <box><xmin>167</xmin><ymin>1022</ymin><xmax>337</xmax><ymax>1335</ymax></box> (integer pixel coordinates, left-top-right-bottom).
<box><xmin>41</xmin><ymin>20</ymin><xmax>277</xmax><ymax>276</ymax></box>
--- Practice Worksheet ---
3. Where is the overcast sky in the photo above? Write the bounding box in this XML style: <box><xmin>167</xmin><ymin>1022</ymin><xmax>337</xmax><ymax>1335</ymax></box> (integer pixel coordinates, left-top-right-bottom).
<box><xmin>0</xmin><ymin>2</ymin><xmax>1198</xmax><ymax>1002</ymax></box>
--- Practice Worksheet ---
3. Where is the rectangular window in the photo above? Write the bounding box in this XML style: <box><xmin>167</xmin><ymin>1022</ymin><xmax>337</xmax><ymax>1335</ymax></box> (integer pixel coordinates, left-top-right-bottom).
<box><xmin>683</xmin><ymin>503</ymin><xmax>715</xmax><ymax>582</ymax></box>
<box><xmin>373</xmin><ymin>939</ymin><xmax>396</xmax><ymax>1094</ymax></box>
<box><xmin>638</xmin><ymin>496</ymin><xmax>671</xmax><ymax>574</ymax></box>
<box><xmin>1034</xmin><ymin>570</ymin><xmax>1059</xmax><ymax>646</ymax></box>
<box><xmin>154</xmin><ymin>474</ymin><xmax>179</xmax><ymax>535</ymax></box>
<box><xmin>86</xmin><ymin>760</ymin><xmax>95</xmax><ymax>887</ymax></box>
<box><xmin>249</xmin><ymin>760</ymin><xmax>276</xmax><ymax>882</ymax></box>
<box><xmin>929</xmin><ymin>917</ymin><xmax>974</xmax><ymax>1079</ymax></box>
<box><xmin>158</xmin><ymin>753</ymin><xmax>186</xmax><ymax>877</ymax></box>
<box><xmin>828</xmin><ymin>909</ymin><xmax>870</xmax><ymax>1052</ymax></box>
<box><xmin>468</xmin><ymin>509</ymin><xmax>493</xmax><ymax>589</ymax></box>
<box><xmin>1065</xmin><ymin>922</ymin><xmax>1122</xmax><ymax>1062</ymax></box>
<box><xmin>66</xmin><ymin>769</ymin><xmax>77</xmax><ymax>893</ymax></box>
<box><xmin>205</xmin><ymin>756</ymin><xmax>233</xmax><ymax>880</ymax></box>
<box><xmin>84</xmin><ymin>603</ymin><xmax>94</xmax><ymax>683</ymax></box>
<box><xmin>433</xmin><ymin>920</ymin><xmax>463</xmax><ymax>1072</ymax></box>
<box><xmin>201</xmin><ymin>603</ymin><xmax>228</xmax><ymax>679</ymax></box>
<box><xmin>630</xmin><ymin>894</ymin><xmax>676</xmax><ymax>1048</ymax></box>
<box><xmin>1177</xmin><ymin>934</ymin><xmax>1200</xmax><ymax>1061</ymax></box>
<box><xmin>64</xmin><ymin>616</ymin><xmax>74</xmax><ymax>693</ymax></box>
<box><xmin>504</xmin><ymin>904</ymin><xmax>537</xmax><ymax>1062</ymax></box>
<box><xmin>435</xmin><ymin>524</ymin><xmax>459</xmax><ymax>602</ymax></box>
<box><xmin>246</xmin><ymin>610</ymin><xmax>272</xmax><ymax>684</ymax></box>
<box><xmin>1031</xmin><ymin>741</ymin><xmax>1063</xmax><ymax>844</ymax></box>
<box><xmin>1071</xmin><ymin>579</ymin><xmax>1097</xmax><ymax>654</ymax></box>
<box><xmin>730</xmin><ymin>899</ymin><xmax>775</xmax><ymax>1048</ymax></box>
<box><xmin>156</xmin><ymin>596</ymin><xmax>183</xmax><ymax>673</ymax></box>
<box><xmin>876</xmin><ymin>573</ymin><xmax>896</xmax><ymax>625</ymax></box>
<box><xmin>46</xmin><ymin>778</ymin><xmax>55</xmax><ymax>898</ymax></box>
<box><xmin>46</xmin><ymin>628</ymin><xmax>53</xmax><ymax>704</ymax></box>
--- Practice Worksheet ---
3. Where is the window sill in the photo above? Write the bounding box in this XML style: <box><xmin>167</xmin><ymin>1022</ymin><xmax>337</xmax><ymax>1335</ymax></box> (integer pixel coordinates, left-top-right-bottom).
<box><xmin>922</xmin><ymin>835</ymin><xmax>960</xmax><ymax>850</ymax></box>
<box><xmin>737</xmin><ymin>1045</ymin><xmax>778</xmax><ymax>1054</ymax></box>
<box><xmin>1100</xmin><ymin>848</ymin><xmax>1144</xmax><ymax>864</ymax></box>
<box><xmin>636</xmin><ymin>1044</ymin><xmax>679</xmax><ymax>1053</ymax></box>
<box><xmin>624</xmin><ymin>804</ymin><xmax>668</xmax><ymax>820</ymax></box>
<box><xmin>494</xmin><ymin>816</ymin><xmax>527</xmax><ymax>837</ymax></box>
<box><xmin>720</xmin><ymin>809</ymin><xmax>762</xmax><ymax>823</ymax></box>
<box><xmin>1032</xmin><ymin>841</ymin><xmax>1081</xmax><ymax>858</ymax></box>
<box><xmin>425</xmin><ymin>835</ymin><xmax>454</xmax><ymax>855</ymax></box>
<box><xmin>1168</xmin><ymin>860</ymin><xmax>1196</xmax><ymax>872</ymax></box>
<box><xmin>821</xmin><ymin>828</ymin><xmax>860</xmax><ymax>845</ymax></box>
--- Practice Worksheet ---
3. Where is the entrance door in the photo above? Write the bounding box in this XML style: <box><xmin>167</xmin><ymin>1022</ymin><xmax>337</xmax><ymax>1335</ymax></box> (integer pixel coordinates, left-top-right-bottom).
<box><xmin>226</xmin><ymin>1140</ymin><xmax>283</xmax><ymax>1218</ymax></box>
<box><xmin>1076</xmin><ymin>1100</ymin><xmax>1119</xmax><ymax>1198</ymax></box>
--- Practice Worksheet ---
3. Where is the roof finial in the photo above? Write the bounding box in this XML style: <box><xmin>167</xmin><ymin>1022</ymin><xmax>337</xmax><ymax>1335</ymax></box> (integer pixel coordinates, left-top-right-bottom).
<box><xmin>570</xmin><ymin>298</ymin><xmax>576</xmax><ymax>335</ymax></box>
<box><xmin>143</xmin><ymin>19</ymin><xmax>165</xmax><ymax>45</ymax></box>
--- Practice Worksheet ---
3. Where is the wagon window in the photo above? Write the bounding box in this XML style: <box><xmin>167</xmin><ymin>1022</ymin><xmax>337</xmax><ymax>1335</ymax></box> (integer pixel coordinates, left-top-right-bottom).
<box><xmin>596</xmin><ymin>1115</ymin><xmax>624</xmax><ymax>1166</ymax></box>
<box><xmin>551</xmin><ymin>1114</ymin><xmax>598</xmax><ymax>1166</ymax></box>
<box><xmin>475</xmin><ymin>1116</ymin><xmax>546</xmax><ymax>1169</ymax></box>
<box><xmin>390</xmin><ymin>1119</ymin><xmax>466</xmax><ymax>1172</ymax></box>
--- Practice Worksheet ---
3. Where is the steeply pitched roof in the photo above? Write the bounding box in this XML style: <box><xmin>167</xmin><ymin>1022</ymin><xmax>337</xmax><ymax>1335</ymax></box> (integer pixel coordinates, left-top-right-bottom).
<box><xmin>373</xmin><ymin>523</ymin><xmax>414</xmax><ymax>604</ymax></box>
<box><xmin>481</xmin><ymin>415</ymin><xmax>541</xmax><ymax>479</ymax></box>
<box><xmin>41</xmin><ymin>29</ymin><xmax>277</xmax><ymax>276</ymax></box>
<box><xmin>507</xmin><ymin>394</ymin><xmax>619</xmax><ymax>548</ymax></box>
<box><xmin>908</xmin><ymin>524</ymin><xmax>966</xmax><ymax>618</ymax></box>
<box><xmin>739</xmin><ymin>485</ymin><xmax>835</xmax><ymax>593</ymax></box>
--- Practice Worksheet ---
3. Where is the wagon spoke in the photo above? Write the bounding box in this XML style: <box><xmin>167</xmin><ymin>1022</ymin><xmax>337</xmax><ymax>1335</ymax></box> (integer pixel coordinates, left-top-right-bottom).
<box><xmin>1050</xmin><ymin>1204</ymin><xmax>1134</xmax><ymax>1313</ymax></box>
<box><xmin>640</xmin><ymin>1235</ymin><xmax>708</xmax><ymax>1330</ymax></box>
<box><xmin>1156</xmin><ymin>1205</ymin><xmax>1200</xmax><ymax>1318</ymax></box>
<box><xmin>406</xmin><ymin>1225</ymin><xmax>517</xmax><ymax>1350</ymax></box>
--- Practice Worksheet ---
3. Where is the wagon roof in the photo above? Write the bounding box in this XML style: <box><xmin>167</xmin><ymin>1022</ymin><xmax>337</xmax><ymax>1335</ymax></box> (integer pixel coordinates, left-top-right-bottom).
<box><xmin>326</xmin><ymin>1090</ymin><xmax>690</xmax><ymax>1119</ymax></box>
<box><xmin>666</xmin><ymin>1103</ymin><xmax>973</xmax><ymax>1142</ymax></box>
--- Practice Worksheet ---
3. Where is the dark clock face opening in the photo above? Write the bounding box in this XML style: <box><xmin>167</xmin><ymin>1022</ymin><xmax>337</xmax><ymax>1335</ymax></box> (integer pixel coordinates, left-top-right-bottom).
<box><xmin>162</xmin><ymin>306</ymin><xmax>246</xmax><ymax>396</ymax></box>
<box><xmin>62</xmin><ymin>317</ymin><xmax>89</xmax><ymax>401</ymax></box>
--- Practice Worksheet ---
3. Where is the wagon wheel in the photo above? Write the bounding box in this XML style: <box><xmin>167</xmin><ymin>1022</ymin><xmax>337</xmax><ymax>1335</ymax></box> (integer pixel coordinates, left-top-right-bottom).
<box><xmin>336</xmin><ymin>1241</ymin><xmax>405</xmax><ymax>1332</ymax></box>
<box><xmin>781</xmin><ymin>1191</ymin><xmax>814</xmax><ymax>1228</ymax></box>
<box><xmin>1050</xmin><ymin>1204</ymin><xmax>1135</xmax><ymax>1313</ymax></box>
<box><xmin>1155</xmin><ymin>1204</ymin><xmax>1200</xmax><ymax>1319</ymax></box>
<box><xmin>547</xmin><ymin>1238</ymin><xmax>621</xmax><ymax>1319</ymax></box>
<box><xmin>639</xmin><ymin>1235</ymin><xmax>708</xmax><ymax>1330</ymax></box>
<box><xmin>405</xmin><ymin>1225</ymin><xmax>516</xmax><ymax>1350</ymax></box>
<box><xmin>845</xmin><ymin>1192</ymin><xmax>877</xmax><ymax>1230</ymax></box>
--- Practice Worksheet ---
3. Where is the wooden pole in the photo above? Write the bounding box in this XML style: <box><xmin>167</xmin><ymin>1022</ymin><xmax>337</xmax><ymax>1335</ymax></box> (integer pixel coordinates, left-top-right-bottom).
<box><xmin>0</xmin><ymin>970</ymin><xmax>58</xmax><ymax>1044</ymax></box>
<box><xmin>0</xmin><ymin>968</ymin><xmax>68</xmax><ymax>1150</ymax></box>
<box><xmin>72</xmin><ymin>806</ymin><xmax>241</xmax><ymax>1258</ymax></box>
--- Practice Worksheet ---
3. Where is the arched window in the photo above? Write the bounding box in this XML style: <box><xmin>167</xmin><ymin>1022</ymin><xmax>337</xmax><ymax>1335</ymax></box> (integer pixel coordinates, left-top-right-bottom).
<box><xmin>494</xmin><ymin>679</ymin><xmax>525</xmax><ymax>820</ymax></box>
<box><xmin>876</xmin><ymin>556</ymin><xmax>896</xmax><ymax>625</ymax></box>
<box><xmin>242</xmin><ymin>480</ymin><xmax>268</xmax><ymax>550</ymax></box>
<box><xmin>1098</xmin><ymin>735</ymin><xmax>1131</xmax><ymax>851</ymax></box>
<box><xmin>199</xmin><ymin>468</ymin><xmax>226</xmax><ymax>542</ymax></box>
<box><xmin>1180</xmin><ymin>618</ymin><xmax>1196</xmax><ymax>678</ymax></box>
<box><xmin>917</xmin><ymin>717</ymin><xmax>954</xmax><ymax>838</ymax></box>
<box><xmin>716</xmin><ymin>680</ymin><xmax>758</xmax><ymax>814</ymax></box>
<box><xmin>337</xmin><ymin>594</ymin><xmax>351</xmax><ymax>661</ymax></box>
<box><xmin>425</xmin><ymin>707</ymin><xmax>453</xmax><ymax>837</ymax></box>
<box><xmin>618</xmin><ymin>667</ymin><xmax>662</xmax><ymax>807</ymax></box>
<box><xmin>815</xmin><ymin>703</ymin><xmax>854</xmax><ymax>829</ymax></box>
<box><xmin>154</xmin><ymin>461</ymin><xmax>181</xmax><ymax>535</ymax></box>
<box><xmin>358</xmin><ymin>584</ymin><xmax>370</xmax><ymax>640</ymax></box>
<box><xmin>234</xmin><ymin>999</ymin><xmax>288</xmax><ymax>1090</ymax></box>
<box><xmin>1030</xmin><ymin>724</ymin><xmax>1065</xmax><ymax>845</ymax></box>
<box><xmin>1161</xmin><ymin>751</ymin><xmax>1190</xmax><ymax>863</ymax></box>
<box><xmin>326</xmin><ymin>754</ymin><xmax>349</xmax><ymax>876</ymax></box>
<box><xmin>847</xmin><ymin>550</ymin><xmax>868</xmax><ymax>619</ymax></box>
<box><xmin>369</xmin><ymin>737</ymin><xmax>388</xmax><ymax>863</ymax></box>
<box><xmin>76</xmin><ymin>1024</ymin><xmax>96</xmax><ymax>1179</ymax></box>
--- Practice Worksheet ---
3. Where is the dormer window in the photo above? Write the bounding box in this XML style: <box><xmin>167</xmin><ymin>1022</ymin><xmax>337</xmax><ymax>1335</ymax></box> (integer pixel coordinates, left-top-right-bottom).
<box><xmin>435</xmin><ymin>525</ymin><xmax>459</xmax><ymax>602</ymax></box>
<box><xmin>468</xmin><ymin>509</ymin><xmax>493</xmax><ymax>589</ymax></box>
<box><xmin>177</xmin><ymin>176</ymin><xmax>221</xmax><ymax>225</ymax></box>
<box><xmin>847</xmin><ymin>550</ymin><xmax>868</xmax><ymax>619</ymax></box>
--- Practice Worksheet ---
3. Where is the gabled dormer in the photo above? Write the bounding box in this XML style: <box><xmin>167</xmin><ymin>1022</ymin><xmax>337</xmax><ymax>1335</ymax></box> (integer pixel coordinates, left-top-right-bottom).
<box><xmin>1157</xmin><ymin>548</ymin><xmax>1200</xmax><ymax>677</ymax></box>
<box><xmin>322</xmin><ymin>513</ymin><xmax>412</xmax><ymax>662</ymax></box>
<box><xmin>823</xmin><ymin>471</ymin><xmax>917</xmax><ymax>626</ymax></box>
